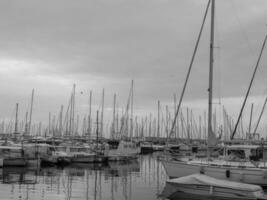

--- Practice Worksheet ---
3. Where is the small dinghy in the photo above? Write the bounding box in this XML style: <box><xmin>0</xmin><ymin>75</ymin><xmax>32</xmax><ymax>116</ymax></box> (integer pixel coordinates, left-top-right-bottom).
<box><xmin>161</xmin><ymin>174</ymin><xmax>267</xmax><ymax>200</ymax></box>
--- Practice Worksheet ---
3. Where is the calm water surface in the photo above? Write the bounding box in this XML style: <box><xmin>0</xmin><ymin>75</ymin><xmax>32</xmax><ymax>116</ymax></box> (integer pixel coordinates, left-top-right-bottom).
<box><xmin>0</xmin><ymin>154</ymin><xmax>167</xmax><ymax>200</ymax></box>
<box><xmin>1</xmin><ymin>154</ymin><xmax>261</xmax><ymax>200</ymax></box>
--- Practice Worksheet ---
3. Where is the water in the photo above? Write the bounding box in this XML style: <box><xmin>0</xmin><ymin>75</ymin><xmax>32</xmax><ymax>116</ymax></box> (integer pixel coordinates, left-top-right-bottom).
<box><xmin>0</xmin><ymin>153</ymin><xmax>167</xmax><ymax>200</ymax></box>
<box><xmin>2</xmin><ymin>154</ymin><xmax>262</xmax><ymax>200</ymax></box>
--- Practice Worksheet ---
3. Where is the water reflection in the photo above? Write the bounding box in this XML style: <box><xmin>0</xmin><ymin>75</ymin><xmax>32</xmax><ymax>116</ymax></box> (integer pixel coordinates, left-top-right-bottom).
<box><xmin>0</xmin><ymin>153</ymin><xmax>167</xmax><ymax>200</ymax></box>
<box><xmin>2</xmin><ymin>167</ymin><xmax>37</xmax><ymax>184</ymax></box>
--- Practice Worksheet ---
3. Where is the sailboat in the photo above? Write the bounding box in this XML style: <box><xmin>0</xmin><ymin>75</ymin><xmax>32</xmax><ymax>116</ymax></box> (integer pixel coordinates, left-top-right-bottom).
<box><xmin>162</xmin><ymin>0</ymin><xmax>267</xmax><ymax>186</ymax></box>
<box><xmin>106</xmin><ymin>80</ymin><xmax>140</xmax><ymax>161</ymax></box>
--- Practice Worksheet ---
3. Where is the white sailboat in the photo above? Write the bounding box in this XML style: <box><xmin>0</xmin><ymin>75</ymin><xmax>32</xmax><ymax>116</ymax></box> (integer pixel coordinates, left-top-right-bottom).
<box><xmin>162</xmin><ymin>0</ymin><xmax>267</xmax><ymax>186</ymax></box>
<box><xmin>107</xmin><ymin>140</ymin><xmax>140</xmax><ymax>161</ymax></box>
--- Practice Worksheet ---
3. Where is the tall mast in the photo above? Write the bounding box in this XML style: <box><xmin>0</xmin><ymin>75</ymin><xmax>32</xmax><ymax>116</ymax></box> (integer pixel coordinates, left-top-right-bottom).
<box><xmin>130</xmin><ymin>80</ymin><xmax>134</xmax><ymax>139</ymax></box>
<box><xmin>38</xmin><ymin>122</ymin><xmax>42</xmax><ymax>136</ymax></box>
<box><xmin>88</xmin><ymin>90</ymin><xmax>92</xmax><ymax>139</ymax></box>
<box><xmin>96</xmin><ymin>110</ymin><xmax>99</xmax><ymax>145</ymax></box>
<box><xmin>157</xmin><ymin>100</ymin><xmax>160</xmax><ymax>139</ymax></box>
<box><xmin>69</xmin><ymin>85</ymin><xmax>74</xmax><ymax>136</ymax></box>
<box><xmin>68</xmin><ymin>95</ymin><xmax>72</xmax><ymax>136</ymax></box>
<box><xmin>208</xmin><ymin>0</ymin><xmax>215</xmax><ymax>148</ymax></box>
<box><xmin>166</xmin><ymin>105</ymin><xmax>169</xmax><ymax>138</ymax></box>
<box><xmin>149</xmin><ymin>113</ymin><xmax>152</xmax><ymax>137</ymax></box>
<box><xmin>116</xmin><ymin>102</ymin><xmax>119</xmax><ymax>139</ymax></box>
<box><xmin>52</xmin><ymin>114</ymin><xmax>56</xmax><ymax>136</ymax></box>
<box><xmin>112</xmin><ymin>93</ymin><xmax>116</xmax><ymax>139</ymax></box>
<box><xmin>187</xmin><ymin>107</ymin><xmax>190</xmax><ymax>140</ymax></box>
<box><xmin>71</xmin><ymin>84</ymin><xmax>76</xmax><ymax>136</ymax></box>
<box><xmin>14</xmin><ymin>103</ymin><xmax>19</xmax><ymax>134</ymax></box>
<box><xmin>100</xmin><ymin>88</ymin><xmax>104</xmax><ymax>139</ymax></box>
<box><xmin>173</xmin><ymin>94</ymin><xmax>177</xmax><ymax>138</ymax></box>
<box><xmin>82</xmin><ymin>116</ymin><xmax>86</xmax><ymax>136</ymax></box>
<box><xmin>59</xmin><ymin>105</ymin><xmax>63</xmax><ymax>137</ymax></box>
<box><xmin>28</xmin><ymin>89</ymin><xmax>34</xmax><ymax>135</ymax></box>
<box><xmin>76</xmin><ymin>114</ymin><xmax>79</xmax><ymax>136</ymax></box>
<box><xmin>24</xmin><ymin>111</ymin><xmax>28</xmax><ymax>135</ymax></box>
<box><xmin>49</xmin><ymin>112</ymin><xmax>51</xmax><ymax>136</ymax></box>
<box><xmin>199</xmin><ymin>116</ymin><xmax>202</xmax><ymax>140</ymax></box>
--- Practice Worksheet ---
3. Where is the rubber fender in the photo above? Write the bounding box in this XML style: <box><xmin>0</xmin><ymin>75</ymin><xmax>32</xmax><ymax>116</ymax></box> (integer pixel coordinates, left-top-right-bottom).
<box><xmin>226</xmin><ymin>169</ymin><xmax>230</xmax><ymax>178</ymax></box>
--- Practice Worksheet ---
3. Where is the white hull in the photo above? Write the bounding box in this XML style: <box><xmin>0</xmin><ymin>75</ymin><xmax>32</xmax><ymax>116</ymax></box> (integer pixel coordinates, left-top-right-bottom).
<box><xmin>3</xmin><ymin>157</ymin><xmax>26</xmax><ymax>167</ymax></box>
<box><xmin>27</xmin><ymin>158</ymin><xmax>41</xmax><ymax>168</ymax></box>
<box><xmin>107</xmin><ymin>141</ymin><xmax>140</xmax><ymax>157</ymax></box>
<box><xmin>70</xmin><ymin>153</ymin><xmax>107</xmax><ymax>163</ymax></box>
<box><xmin>162</xmin><ymin>160</ymin><xmax>267</xmax><ymax>186</ymax></box>
<box><xmin>152</xmin><ymin>144</ymin><xmax>164</xmax><ymax>151</ymax></box>
<box><xmin>108</xmin><ymin>154</ymin><xmax>137</xmax><ymax>162</ymax></box>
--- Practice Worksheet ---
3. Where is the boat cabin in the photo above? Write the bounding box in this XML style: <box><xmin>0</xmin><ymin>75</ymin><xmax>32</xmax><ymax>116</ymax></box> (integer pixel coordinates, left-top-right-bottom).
<box><xmin>224</xmin><ymin>145</ymin><xmax>267</xmax><ymax>161</ymax></box>
<box><xmin>0</xmin><ymin>146</ymin><xmax>23</xmax><ymax>158</ymax></box>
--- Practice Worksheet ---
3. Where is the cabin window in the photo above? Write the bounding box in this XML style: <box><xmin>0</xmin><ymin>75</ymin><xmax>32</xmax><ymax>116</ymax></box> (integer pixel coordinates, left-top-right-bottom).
<box><xmin>227</xmin><ymin>150</ymin><xmax>245</xmax><ymax>160</ymax></box>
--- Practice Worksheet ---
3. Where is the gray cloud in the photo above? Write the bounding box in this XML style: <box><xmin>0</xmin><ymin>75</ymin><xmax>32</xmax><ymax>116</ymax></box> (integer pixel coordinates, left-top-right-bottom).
<box><xmin>0</xmin><ymin>0</ymin><xmax>266</xmax><ymax>130</ymax></box>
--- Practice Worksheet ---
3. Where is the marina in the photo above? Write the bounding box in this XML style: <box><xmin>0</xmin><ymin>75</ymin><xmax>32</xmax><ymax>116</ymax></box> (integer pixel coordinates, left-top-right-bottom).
<box><xmin>0</xmin><ymin>154</ymin><xmax>167</xmax><ymax>200</ymax></box>
<box><xmin>0</xmin><ymin>0</ymin><xmax>267</xmax><ymax>199</ymax></box>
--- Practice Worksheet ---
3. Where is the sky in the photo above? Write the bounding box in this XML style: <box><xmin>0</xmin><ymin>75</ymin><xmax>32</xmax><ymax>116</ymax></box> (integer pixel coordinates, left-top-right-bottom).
<box><xmin>0</xmin><ymin>0</ymin><xmax>267</xmax><ymax>137</ymax></box>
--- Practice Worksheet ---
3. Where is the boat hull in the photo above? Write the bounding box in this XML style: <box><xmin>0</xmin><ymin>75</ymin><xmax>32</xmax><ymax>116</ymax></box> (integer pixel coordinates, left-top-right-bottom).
<box><xmin>108</xmin><ymin>155</ymin><xmax>137</xmax><ymax>162</ymax></box>
<box><xmin>71</xmin><ymin>155</ymin><xmax>107</xmax><ymax>163</ymax></box>
<box><xmin>162</xmin><ymin>160</ymin><xmax>267</xmax><ymax>186</ymax></box>
<box><xmin>41</xmin><ymin>156</ymin><xmax>57</xmax><ymax>166</ymax></box>
<box><xmin>57</xmin><ymin>157</ymin><xmax>71</xmax><ymax>166</ymax></box>
<box><xmin>152</xmin><ymin>144</ymin><xmax>164</xmax><ymax>151</ymax></box>
<box><xmin>3</xmin><ymin>158</ymin><xmax>26</xmax><ymax>167</ymax></box>
<box><xmin>140</xmin><ymin>146</ymin><xmax>153</xmax><ymax>154</ymax></box>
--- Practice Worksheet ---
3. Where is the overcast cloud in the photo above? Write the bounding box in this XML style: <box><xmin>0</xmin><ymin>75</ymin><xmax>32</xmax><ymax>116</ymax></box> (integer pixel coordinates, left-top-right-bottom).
<box><xmin>0</xmin><ymin>0</ymin><xmax>267</xmax><ymax>136</ymax></box>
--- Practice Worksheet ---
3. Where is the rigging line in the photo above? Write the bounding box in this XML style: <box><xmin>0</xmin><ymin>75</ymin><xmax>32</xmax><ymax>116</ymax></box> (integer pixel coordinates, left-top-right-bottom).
<box><xmin>231</xmin><ymin>33</ymin><xmax>267</xmax><ymax>140</ymax></box>
<box><xmin>119</xmin><ymin>83</ymin><xmax>133</xmax><ymax>136</ymax></box>
<box><xmin>160</xmin><ymin>105</ymin><xmax>166</xmax><ymax>129</ymax></box>
<box><xmin>169</xmin><ymin>0</ymin><xmax>211</xmax><ymax>137</ymax></box>
<box><xmin>252</xmin><ymin>95</ymin><xmax>267</xmax><ymax>136</ymax></box>
<box><xmin>252</xmin><ymin>87</ymin><xmax>267</xmax><ymax>133</ymax></box>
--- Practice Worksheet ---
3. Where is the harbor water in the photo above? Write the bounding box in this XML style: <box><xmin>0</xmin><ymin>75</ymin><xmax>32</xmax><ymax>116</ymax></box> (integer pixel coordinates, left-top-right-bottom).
<box><xmin>0</xmin><ymin>153</ymin><xmax>167</xmax><ymax>200</ymax></box>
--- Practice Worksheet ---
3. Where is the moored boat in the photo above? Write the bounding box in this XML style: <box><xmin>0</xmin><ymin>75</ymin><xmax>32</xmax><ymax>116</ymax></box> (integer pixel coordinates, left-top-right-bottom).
<box><xmin>67</xmin><ymin>146</ymin><xmax>107</xmax><ymax>163</ymax></box>
<box><xmin>152</xmin><ymin>144</ymin><xmax>164</xmax><ymax>151</ymax></box>
<box><xmin>161</xmin><ymin>173</ymin><xmax>267</xmax><ymax>200</ymax></box>
<box><xmin>41</xmin><ymin>146</ymin><xmax>72</xmax><ymax>166</ymax></box>
<box><xmin>162</xmin><ymin>144</ymin><xmax>267</xmax><ymax>186</ymax></box>
<box><xmin>0</xmin><ymin>146</ymin><xmax>26</xmax><ymax>167</ymax></box>
<box><xmin>107</xmin><ymin>140</ymin><xmax>140</xmax><ymax>162</ymax></box>
<box><xmin>26</xmin><ymin>157</ymin><xmax>41</xmax><ymax>168</ymax></box>
<box><xmin>162</xmin><ymin>0</ymin><xmax>267</xmax><ymax>187</ymax></box>
<box><xmin>140</xmin><ymin>142</ymin><xmax>153</xmax><ymax>154</ymax></box>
